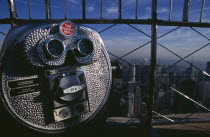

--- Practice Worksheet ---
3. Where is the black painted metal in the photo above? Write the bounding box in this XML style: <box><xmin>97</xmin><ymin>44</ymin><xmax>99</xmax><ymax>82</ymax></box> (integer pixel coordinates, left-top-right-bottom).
<box><xmin>118</xmin><ymin>0</ymin><xmax>122</xmax><ymax>19</ymax></box>
<box><xmin>100</xmin><ymin>0</ymin><xmax>103</xmax><ymax>19</ymax></box>
<box><xmin>120</xmin><ymin>41</ymin><xmax>150</xmax><ymax>59</ymax></box>
<box><xmin>28</xmin><ymin>0</ymin><xmax>31</xmax><ymax>19</ymax></box>
<box><xmin>157</xmin><ymin>42</ymin><xmax>210</xmax><ymax>76</ymax></box>
<box><xmin>136</xmin><ymin>0</ymin><xmax>138</xmax><ymax>20</ymax></box>
<box><xmin>0</xmin><ymin>18</ymin><xmax>152</xmax><ymax>25</ymax></box>
<box><xmin>170</xmin><ymin>87</ymin><xmax>210</xmax><ymax>112</ymax></box>
<box><xmin>7</xmin><ymin>0</ymin><xmax>17</xmax><ymax>26</ymax></box>
<box><xmin>1</xmin><ymin>0</ymin><xmax>210</xmax><ymax>28</ymax></box>
<box><xmin>82</xmin><ymin>0</ymin><xmax>86</xmax><ymax>19</ymax></box>
<box><xmin>128</xmin><ymin>24</ymin><xmax>150</xmax><ymax>37</ymax></box>
<box><xmin>64</xmin><ymin>0</ymin><xmax>67</xmax><ymax>19</ymax></box>
<box><xmin>99</xmin><ymin>24</ymin><xmax>116</xmax><ymax>33</ymax></box>
<box><xmin>2</xmin><ymin>18</ymin><xmax>210</xmax><ymax>28</ymax></box>
<box><xmin>0</xmin><ymin>32</ymin><xmax>6</xmax><ymax>35</ymax></box>
<box><xmin>200</xmin><ymin>0</ymin><xmax>205</xmax><ymax>22</ymax></box>
<box><xmin>108</xmin><ymin>52</ymin><xmax>133</xmax><ymax>66</ymax></box>
<box><xmin>182</xmin><ymin>0</ymin><xmax>190</xmax><ymax>22</ymax></box>
<box><xmin>107</xmin><ymin>118</ymin><xmax>210</xmax><ymax>126</ymax></box>
<box><xmin>45</xmin><ymin>0</ymin><xmax>51</xmax><ymax>19</ymax></box>
<box><xmin>119</xmin><ymin>26</ymin><xmax>180</xmax><ymax>59</ymax></box>
<box><xmin>158</xmin><ymin>43</ymin><xmax>209</xmax><ymax>76</ymax></box>
<box><xmin>157</xmin><ymin>20</ymin><xmax>210</xmax><ymax>28</ymax></box>
<box><xmin>146</xmin><ymin>0</ymin><xmax>157</xmax><ymax>128</ymax></box>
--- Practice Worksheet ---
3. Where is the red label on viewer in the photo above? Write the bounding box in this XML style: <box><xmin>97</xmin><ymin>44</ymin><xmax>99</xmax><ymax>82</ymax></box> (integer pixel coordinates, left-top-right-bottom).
<box><xmin>60</xmin><ymin>22</ymin><xmax>74</xmax><ymax>36</ymax></box>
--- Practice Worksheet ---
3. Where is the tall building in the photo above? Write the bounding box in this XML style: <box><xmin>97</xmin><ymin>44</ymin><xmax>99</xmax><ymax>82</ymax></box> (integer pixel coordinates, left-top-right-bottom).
<box><xmin>173</xmin><ymin>79</ymin><xmax>196</xmax><ymax>113</ymax></box>
<box><xmin>128</xmin><ymin>64</ymin><xmax>141</xmax><ymax>117</ymax></box>
<box><xmin>206</xmin><ymin>62</ymin><xmax>210</xmax><ymax>74</ymax></box>
<box><xmin>134</xmin><ymin>85</ymin><xmax>141</xmax><ymax>116</ymax></box>
<box><xmin>198</xmin><ymin>62</ymin><xmax>210</xmax><ymax>108</ymax></box>
<box><xmin>186</xmin><ymin>62</ymin><xmax>196</xmax><ymax>81</ymax></box>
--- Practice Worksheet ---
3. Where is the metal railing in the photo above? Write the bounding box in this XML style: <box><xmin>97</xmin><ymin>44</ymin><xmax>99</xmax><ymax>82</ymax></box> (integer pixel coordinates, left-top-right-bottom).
<box><xmin>0</xmin><ymin>0</ymin><xmax>209</xmax><ymax>27</ymax></box>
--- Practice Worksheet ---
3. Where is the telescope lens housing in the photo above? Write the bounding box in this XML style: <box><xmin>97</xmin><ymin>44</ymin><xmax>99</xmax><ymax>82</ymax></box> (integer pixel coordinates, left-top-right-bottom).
<box><xmin>45</xmin><ymin>39</ymin><xmax>64</xmax><ymax>58</ymax></box>
<box><xmin>75</xmin><ymin>39</ymin><xmax>94</xmax><ymax>57</ymax></box>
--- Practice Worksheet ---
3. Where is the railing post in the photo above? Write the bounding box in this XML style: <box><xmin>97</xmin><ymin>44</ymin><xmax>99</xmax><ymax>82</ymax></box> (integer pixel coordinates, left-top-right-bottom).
<box><xmin>45</xmin><ymin>0</ymin><xmax>51</xmax><ymax>20</ymax></box>
<box><xmin>82</xmin><ymin>0</ymin><xmax>86</xmax><ymax>19</ymax></box>
<box><xmin>200</xmin><ymin>0</ymin><xmax>205</xmax><ymax>22</ymax></box>
<box><xmin>64</xmin><ymin>0</ymin><xmax>67</xmax><ymax>19</ymax></box>
<box><xmin>8</xmin><ymin>0</ymin><xmax>17</xmax><ymax>26</ymax></box>
<box><xmin>169</xmin><ymin>0</ymin><xmax>173</xmax><ymax>21</ymax></box>
<box><xmin>100</xmin><ymin>0</ymin><xmax>103</xmax><ymax>19</ymax></box>
<box><xmin>118</xmin><ymin>0</ymin><xmax>122</xmax><ymax>19</ymax></box>
<box><xmin>182</xmin><ymin>0</ymin><xmax>191</xmax><ymax>22</ymax></box>
<box><xmin>28</xmin><ymin>0</ymin><xmax>32</xmax><ymax>19</ymax></box>
<box><xmin>135</xmin><ymin>0</ymin><xmax>138</xmax><ymax>20</ymax></box>
<box><xmin>146</xmin><ymin>0</ymin><xmax>157</xmax><ymax>128</ymax></box>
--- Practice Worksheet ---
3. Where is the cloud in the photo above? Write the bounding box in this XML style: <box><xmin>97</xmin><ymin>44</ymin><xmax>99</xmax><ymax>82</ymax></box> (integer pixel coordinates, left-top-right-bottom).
<box><xmin>158</xmin><ymin>8</ymin><xmax>168</xmax><ymax>14</ymax></box>
<box><xmin>101</xmin><ymin>33</ymin><xmax>150</xmax><ymax>57</ymax></box>
<box><xmin>123</xmin><ymin>0</ymin><xmax>153</xmax><ymax>6</ymax></box>
<box><xmin>103</xmin><ymin>36</ymin><xmax>151</xmax><ymax>58</ymax></box>
<box><xmin>138</xmin><ymin>26</ymin><xmax>148</xmax><ymax>34</ymax></box>
<box><xmin>141</xmin><ymin>15</ymin><xmax>151</xmax><ymax>19</ymax></box>
<box><xmin>123</xmin><ymin>0</ymin><xmax>136</xmax><ymax>6</ymax></box>
<box><xmin>201</xmin><ymin>18</ymin><xmax>210</xmax><ymax>22</ymax></box>
<box><xmin>145</xmin><ymin>7</ymin><xmax>151</xmax><ymax>13</ymax></box>
<box><xmin>190</xmin><ymin>6</ymin><xmax>210</xmax><ymax>14</ymax></box>
<box><xmin>51</xmin><ymin>5</ymin><xmax>59</xmax><ymax>9</ymax></box>
<box><xmin>87</xmin><ymin>6</ymin><xmax>95</xmax><ymax>12</ymax></box>
<box><xmin>16</xmin><ymin>0</ymin><xmax>27</xmax><ymax>4</ymax></box>
<box><xmin>145</xmin><ymin>7</ymin><xmax>168</xmax><ymax>14</ymax></box>
<box><xmin>16</xmin><ymin>0</ymin><xmax>44</xmax><ymax>7</ymax></box>
<box><xmin>67</xmin><ymin>0</ymin><xmax>78</xmax><ymax>4</ymax></box>
<box><xmin>106</xmin><ymin>7</ymin><xmax>118</xmax><ymax>14</ymax></box>
<box><xmin>159</xmin><ymin>28</ymin><xmax>209</xmax><ymax>52</ymax></box>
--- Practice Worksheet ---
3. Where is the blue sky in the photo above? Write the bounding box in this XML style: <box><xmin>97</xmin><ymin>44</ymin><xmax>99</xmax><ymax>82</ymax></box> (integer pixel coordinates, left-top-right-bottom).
<box><xmin>1</xmin><ymin>0</ymin><xmax>210</xmax><ymax>68</ymax></box>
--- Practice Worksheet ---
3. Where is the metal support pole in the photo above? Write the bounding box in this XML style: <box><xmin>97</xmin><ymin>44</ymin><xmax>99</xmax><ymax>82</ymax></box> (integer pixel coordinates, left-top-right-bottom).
<box><xmin>82</xmin><ymin>0</ymin><xmax>86</xmax><ymax>19</ymax></box>
<box><xmin>8</xmin><ymin>0</ymin><xmax>17</xmax><ymax>26</ymax></box>
<box><xmin>146</xmin><ymin>0</ymin><xmax>157</xmax><ymax>128</ymax></box>
<box><xmin>100</xmin><ymin>0</ymin><xmax>103</xmax><ymax>19</ymax></box>
<box><xmin>118</xmin><ymin>0</ymin><xmax>122</xmax><ymax>19</ymax></box>
<box><xmin>135</xmin><ymin>0</ymin><xmax>138</xmax><ymax>20</ymax></box>
<box><xmin>200</xmin><ymin>0</ymin><xmax>205</xmax><ymax>22</ymax></box>
<box><xmin>45</xmin><ymin>0</ymin><xmax>51</xmax><ymax>19</ymax></box>
<box><xmin>182</xmin><ymin>0</ymin><xmax>191</xmax><ymax>22</ymax></box>
<box><xmin>28</xmin><ymin>0</ymin><xmax>31</xmax><ymax>19</ymax></box>
<box><xmin>64</xmin><ymin>0</ymin><xmax>67</xmax><ymax>19</ymax></box>
<box><xmin>168</xmin><ymin>0</ymin><xmax>173</xmax><ymax>21</ymax></box>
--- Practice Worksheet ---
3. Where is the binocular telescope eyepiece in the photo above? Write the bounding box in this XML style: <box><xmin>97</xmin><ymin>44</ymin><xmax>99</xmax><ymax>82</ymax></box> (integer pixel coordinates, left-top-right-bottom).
<box><xmin>74</xmin><ymin>39</ymin><xmax>94</xmax><ymax>57</ymax></box>
<box><xmin>44</xmin><ymin>38</ymin><xmax>65</xmax><ymax>59</ymax></box>
<box><xmin>43</xmin><ymin>38</ymin><xmax>94</xmax><ymax>60</ymax></box>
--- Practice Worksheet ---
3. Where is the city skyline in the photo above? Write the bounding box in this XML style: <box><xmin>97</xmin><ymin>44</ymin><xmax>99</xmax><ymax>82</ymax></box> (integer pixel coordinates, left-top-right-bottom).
<box><xmin>114</xmin><ymin>58</ymin><xmax>210</xmax><ymax>116</ymax></box>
